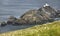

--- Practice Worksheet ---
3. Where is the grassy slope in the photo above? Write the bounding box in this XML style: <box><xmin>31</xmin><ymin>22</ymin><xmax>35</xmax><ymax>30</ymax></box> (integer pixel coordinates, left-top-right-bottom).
<box><xmin>0</xmin><ymin>21</ymin><xmax>60</xmax><ymax>36</ymax></box>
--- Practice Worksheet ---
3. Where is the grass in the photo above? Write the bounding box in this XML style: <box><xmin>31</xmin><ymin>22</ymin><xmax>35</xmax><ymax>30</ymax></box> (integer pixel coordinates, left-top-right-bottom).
<box><xmin>0</xmin><ymin>21</ymin><xmax>60</xmax><ymax>36</ymax></box>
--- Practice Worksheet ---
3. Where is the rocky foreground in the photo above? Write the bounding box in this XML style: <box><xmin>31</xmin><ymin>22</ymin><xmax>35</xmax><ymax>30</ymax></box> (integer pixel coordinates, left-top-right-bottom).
<box><xmin>0</xmin><ymin>3</ymin><xmax>60</xmax><ymax>27</ymax></box>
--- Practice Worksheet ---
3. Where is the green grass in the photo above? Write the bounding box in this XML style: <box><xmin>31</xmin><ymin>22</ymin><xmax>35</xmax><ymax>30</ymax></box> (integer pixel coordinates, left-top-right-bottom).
<box><xmin>0</xmin><ymin>21</ymin><xmax>60</xmax><ymax>36</ymax></box>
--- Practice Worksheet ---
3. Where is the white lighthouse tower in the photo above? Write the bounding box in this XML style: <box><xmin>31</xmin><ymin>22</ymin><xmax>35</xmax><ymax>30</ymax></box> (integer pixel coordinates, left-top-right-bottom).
<box><xmin>43</xmin><ymin>3</ymin><xmax>49</xmax><ymax>7</ymax></box>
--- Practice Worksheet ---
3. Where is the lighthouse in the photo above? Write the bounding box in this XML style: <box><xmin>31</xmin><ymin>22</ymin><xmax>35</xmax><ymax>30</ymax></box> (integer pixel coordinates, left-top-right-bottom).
<box><xmin>43</xmin><ymin>3</ymin><xmax>49</xmax><ymax>7</ymax></box>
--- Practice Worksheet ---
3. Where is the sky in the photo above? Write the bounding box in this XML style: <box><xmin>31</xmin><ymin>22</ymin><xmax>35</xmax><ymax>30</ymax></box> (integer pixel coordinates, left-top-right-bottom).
<box><xmin>0</xmin><ymin>0</ymin><xmax>60</xmax><ymax>17</ymax></box>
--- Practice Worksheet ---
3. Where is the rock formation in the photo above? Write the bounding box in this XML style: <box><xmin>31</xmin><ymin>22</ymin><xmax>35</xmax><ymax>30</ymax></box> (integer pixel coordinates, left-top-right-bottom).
<box><xmin>0</xmin><ymin>3</ymin><xmax>60</xmax><ymax>26</ymax></box>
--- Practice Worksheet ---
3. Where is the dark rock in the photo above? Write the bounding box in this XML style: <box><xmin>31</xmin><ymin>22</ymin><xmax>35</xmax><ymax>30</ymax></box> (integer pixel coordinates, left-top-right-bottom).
<box><xmin>9</xmin><ymin>18</ymin><xmax>26</xmax><ymax>26</ymax></box>
<box><xmin>7</xmin><ymin>21</ymin><xmax>13</xmax><ymax>24</ymax></box>
<box><xmin>0</xmin><ymin>22</ymin><xmax>7</xmax><ymax>27</ymax></box>
<box><xmin>7</xmin><ymin>16</ymin><xmax>17</xmax><ymax>25</ymax></box>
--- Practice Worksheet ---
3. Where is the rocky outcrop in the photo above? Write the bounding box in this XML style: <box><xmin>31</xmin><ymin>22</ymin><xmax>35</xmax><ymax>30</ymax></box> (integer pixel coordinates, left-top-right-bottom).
<box><xmin>56</xmin><ymin>10</ymin><xmax>60</xmax><ymax>18</ymax></box>
<box><xmin>7</xmin><ymin>4</ymin><xmax>60</xmax><ymax>25</ymax></box>
<box><xmin>20</xmin><ymin>5</ymin><xmax>57</xmax><ymax>24</ymax></box>
<box><xmin>7</xmin><ymin>16</ymin><xmax>17</xmax><ymax>25</ymax></box>
<box><xmin>0</xmin><ymin>3</ymin><xmax>60</xmax><ymax>26</ymax></box>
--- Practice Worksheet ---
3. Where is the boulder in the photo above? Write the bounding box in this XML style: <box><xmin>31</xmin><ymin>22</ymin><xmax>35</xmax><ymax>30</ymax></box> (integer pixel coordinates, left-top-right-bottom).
<box><xmin>7</xmin><ymin>16</ymin><xmax>17</xmax><ymax>25</ymax></box>
<box><xmin>0</xmin><ymin>22</ymin><xmax>7</xmax><ymax>27</ymax></box>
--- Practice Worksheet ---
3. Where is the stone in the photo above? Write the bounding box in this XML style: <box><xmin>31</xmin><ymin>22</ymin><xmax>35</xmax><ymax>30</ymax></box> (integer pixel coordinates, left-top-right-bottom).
<box><xmin>0</xmin><ymin>22</ymin><xmax>7</xmax><ymax>27</ymax></box>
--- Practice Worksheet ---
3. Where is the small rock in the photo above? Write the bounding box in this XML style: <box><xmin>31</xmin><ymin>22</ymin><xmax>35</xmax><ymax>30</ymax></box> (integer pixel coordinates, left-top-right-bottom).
<box><xmin>0</xmin><ymin>22</ymin><xmax>7</xmax><ymax>27</ymax></box>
